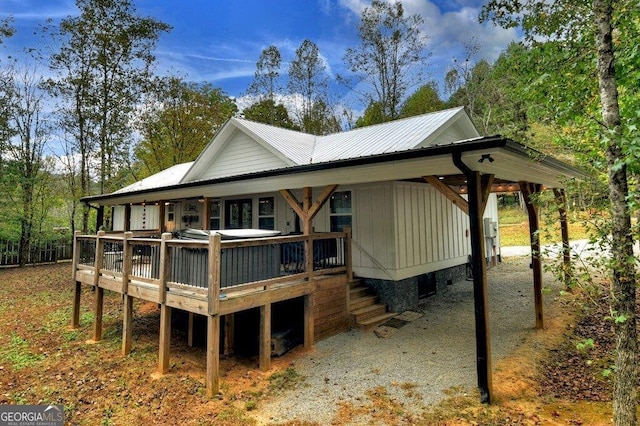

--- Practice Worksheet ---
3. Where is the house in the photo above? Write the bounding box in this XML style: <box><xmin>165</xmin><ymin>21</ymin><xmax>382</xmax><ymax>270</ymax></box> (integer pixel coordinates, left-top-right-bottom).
<box><xmin>72</xmin><ymin>107</ymin><xmax>585</xmax><ymax>402</ymax></box>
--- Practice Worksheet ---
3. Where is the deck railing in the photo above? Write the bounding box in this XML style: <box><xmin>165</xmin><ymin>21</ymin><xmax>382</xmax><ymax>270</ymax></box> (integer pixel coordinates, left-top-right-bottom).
<box><xmin>72</xmin><ymin>230</ymin><xmax>351</xmax><ymax>315</ymax></box>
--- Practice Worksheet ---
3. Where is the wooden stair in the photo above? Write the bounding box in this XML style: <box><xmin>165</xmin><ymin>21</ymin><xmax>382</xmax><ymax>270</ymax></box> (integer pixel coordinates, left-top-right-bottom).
<box><xmin>349</xmin><ymin>279</ymin><xmax>396</xmax><ymax>330</ymax></box>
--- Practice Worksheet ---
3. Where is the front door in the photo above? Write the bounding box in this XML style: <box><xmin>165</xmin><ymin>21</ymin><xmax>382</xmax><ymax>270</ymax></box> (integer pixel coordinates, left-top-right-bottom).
<box><xmin>225</xmin><ymin>199</ymin><xmax>252</xmax><ymax>229</ymax></box>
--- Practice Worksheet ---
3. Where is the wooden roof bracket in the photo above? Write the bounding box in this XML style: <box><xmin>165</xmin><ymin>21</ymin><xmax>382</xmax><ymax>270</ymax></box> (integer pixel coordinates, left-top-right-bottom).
<box><xmin>452</xmin><ymin>152</ymin><xmax>493</xmax><ymax>405</ymax></box>
<box><xmin>279</xmin><ymin>184</ymin><xmax>339</xmax><ymax>234</ymax></box>
<box><xmin>423</xmin><ymin>175</ymin><xmax>469</xmax><ymax>215</ymax></box>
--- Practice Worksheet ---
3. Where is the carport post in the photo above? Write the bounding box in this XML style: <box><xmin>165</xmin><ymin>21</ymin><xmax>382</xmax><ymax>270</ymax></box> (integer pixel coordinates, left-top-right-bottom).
<box><xmin>520</xmin><ymin>182</ymin><xmax>544</xmax><ymax>330</ymax></box>
<box><xmin>453</xmin><ymin>153</ymin><xmax>493</xmax><ymax>404</ymax></box>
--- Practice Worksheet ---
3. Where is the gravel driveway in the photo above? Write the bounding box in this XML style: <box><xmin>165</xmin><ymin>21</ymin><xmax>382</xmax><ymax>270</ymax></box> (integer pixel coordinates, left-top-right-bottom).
<box><xmin>252</xmin><ymin>255</ymin><xmax>561</xmax><ymax>425</ymax></box>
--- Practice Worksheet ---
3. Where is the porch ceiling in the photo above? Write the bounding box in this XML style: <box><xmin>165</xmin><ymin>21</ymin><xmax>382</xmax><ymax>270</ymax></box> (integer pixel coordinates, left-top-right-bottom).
<box><xmin>84</xmin><ymin>137</ymin><xmax>587</xmax><ymax>206</ymax></box>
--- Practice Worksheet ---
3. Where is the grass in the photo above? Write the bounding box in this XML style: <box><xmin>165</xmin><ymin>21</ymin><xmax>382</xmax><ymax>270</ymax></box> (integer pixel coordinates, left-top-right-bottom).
<box><xmin>0</xmin><ymin>333</ymin><xmax>45</xmax><ymax>370</ymax></box>
<box><xmin>498</xmin><ymin>205</ymin><xmax>592</xmax><ymax>247</ymax></box>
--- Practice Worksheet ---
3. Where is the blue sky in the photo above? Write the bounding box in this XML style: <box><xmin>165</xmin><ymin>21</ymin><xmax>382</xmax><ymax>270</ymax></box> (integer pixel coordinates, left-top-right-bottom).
<box><xmin>1</xmin><ymin>0</ymin><xmax>519</xmax><ymax>115</ymax></box>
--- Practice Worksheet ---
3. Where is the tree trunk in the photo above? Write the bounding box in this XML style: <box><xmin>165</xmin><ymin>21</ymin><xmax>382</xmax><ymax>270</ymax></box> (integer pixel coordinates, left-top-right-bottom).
<box><xmin>593</xmin><ymin>1</ymin><xmax>638</xmax><ymax>425</ymax></box>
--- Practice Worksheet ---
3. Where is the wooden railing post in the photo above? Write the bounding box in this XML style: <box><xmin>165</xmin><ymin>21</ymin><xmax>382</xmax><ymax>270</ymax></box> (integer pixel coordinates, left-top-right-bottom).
<box><xmin>92</xmin><ymin>231</ymin><xmax>106</xmax><ymax>342</ymax></box>
<box><xmin>305</xmin><ymin>234</ymin><xmax>313</xmax><ymax>279</ymax></box>
<box><xmin>121</xmin><ymin>231</ymin><xmax>134</xmax><ymax>356</ymax></box>
<box><xmin>158</xmin><ymin>233</ymin><xmax>172</xmax><ymax>304</ymax></box>
<box><xmin>208</xmin><ymin>233</ymin><xmax>221</xmax><ymax>315</ymax></box>
<box><xmin>344</xmin><ymin>227</ymin><xmax>353</xmax><ymax>282</ymax></box>
<box><xmin>71</xmin><ymin>230</ymin><xmax>82</xmax><ymax>329</ymax></box>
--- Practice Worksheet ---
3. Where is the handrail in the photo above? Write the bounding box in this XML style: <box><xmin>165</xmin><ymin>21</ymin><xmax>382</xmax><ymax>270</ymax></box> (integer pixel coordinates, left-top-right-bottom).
<box><xmin>73</xmin><ymin>230</ymin><xmax>350</xmax><ymax>315</ymax></box>
<box><xmin>350</xmin><ymin>238</ymin><xmax>396</xmax><ymax>280</ymax></box>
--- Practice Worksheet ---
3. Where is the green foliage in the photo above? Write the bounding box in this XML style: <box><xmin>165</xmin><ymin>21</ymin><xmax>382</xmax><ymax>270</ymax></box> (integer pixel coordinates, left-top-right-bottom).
<box><xmin>399</xmin><ymin>81</ymin><xmax>445</xmax><ymax>118</ymax></box>
<box><xmin>132</xmin><ymin>76</ymin><xmax>237</xmax><ymax>178</ymax></box>
<box><xmin>0</xmin><ymin>333</ymin><xmax>45</xmax><ymax>370</ymax></box>
<box><xmin>268</xmin><ymin>367</ymin><xmax>303</xmax><ymax>393</ymax></box>
<box><xmin>242</xmin><ymin>98</ymin><xmax>298</xmax><ymax>130</ymax></box>
<box><xmin>248</xmin><ymin>45</ymin><xmax>282</xmax><ymax>101</ymax></box>
<box><xmin>576</xmin><ymin>338</ymin><xmax>595</xmax><ymax>353</ymax></box>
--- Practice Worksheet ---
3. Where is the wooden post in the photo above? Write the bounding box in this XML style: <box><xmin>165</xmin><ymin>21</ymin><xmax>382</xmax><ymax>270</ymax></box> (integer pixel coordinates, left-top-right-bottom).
<box><xmin>223</xmin><ymin>314</ymin><xmax>235</xmax><ymax>356</ymax></box>
<box><xmin>206</xmin><ymin>314</ymin><xmax>221</xmax><ymax>397</ymax></box>
<box><xmin>304</xmin><ymin>293</ymin><xmax>314</xmax><ymax>348</ymax></box>
<box><xmin>72</xmin><ymin>281</ymin><xmax>82</xmax><ymax>329</ymax></box>
<box><xmin>259</xmin><ymin>303</ymin><xmax>271</xmax><ymax>371</ymax></box>
<box><xmin>96</xmin><ymin>206</ymin><xmax>105</xmax><ymax>231</ymax></box>
<box><xmin>71</xmin><ymin>230</ymin><xmax>81</xmax><ymax>280</ymax></box>
<box><xmin>92</xmin><ymin>231</ymin><xmax>106</xmax><ymax>342</ymax></box>
<box><xmin>554</xmin><ymin>188</ymin><xmax>572</xmax><ymax>287</ymax></box>
<box><xmin>158</xmin><ymin>304</ymin><xmax>172</xmax><ymax>374</ymax></box>
<box><xmin>208</xmin><ymin>233</ymin><xmax>221</xmax><ymax>315</ymax></box>
<box><xmin>122</xmin><ymin>295</ymin><xmax>134</xmax><ymax>356</ymax></box>
<box><xmin>158</xmin><ymin>202</ymin><xmax>166</xmax><ymax>233</ymax></box>
<box><xmin>520</xmin><ymin>182</ymin><xmax>544</xmax><ymax>330</ymax></box>
<box><xmin>124</xmin><ymin>204</ymin><xmax>131</xmax><ymax>231</ymax></box>
<box><xmin>158</xmin><ymin>233</ymin><xmax>172</xmax><ymax>304</ymax></box>
<box><xmin>453</xmin><ymin>153</ymin><xmax>493</xmax><ymax>404</ymax></box>
<box><xmin>121</xmin><ymin>232</ymin><xmax>134</xmax><ymax>354</ymax></box>
<box><xmin>188</xmin><ymin>312</ymin><xmax>194</xmax><ymax>347</ymax></box>
<box><xmin>344</xmin><ymin>227</ymin><xmax>353</xmax><ymax>282</ymax></box>
<box><xmin>203</xmin><ymin>198</ymin><xmax>211</xmax><ymax>230</ymax></box>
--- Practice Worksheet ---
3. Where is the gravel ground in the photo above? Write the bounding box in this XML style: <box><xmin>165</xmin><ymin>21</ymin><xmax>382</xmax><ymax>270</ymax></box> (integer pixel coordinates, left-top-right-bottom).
<box><xmin>252</xmin><ymin>254</ymin><xmax>562</xmax><ymax>425</ymax></box>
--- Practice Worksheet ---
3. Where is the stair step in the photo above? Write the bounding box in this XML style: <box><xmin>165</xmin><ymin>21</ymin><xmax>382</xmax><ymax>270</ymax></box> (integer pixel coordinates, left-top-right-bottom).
<box><xmin>349</xmin><ymin>286</ymin><xmax>369</xmax><ymax>299</ymax></box>
<box><xmin>358</xmin><ymin>312</ymin><xmax>398</xmax><ymax>330</ymax></box>
<box><xmin>349</xmin><ymin>278</ymin><xmax>363</xmax><ymax>288</ymax></box>
<box><xmin>349</xmin><ymin>294</ymin><xmax>378</xmax><ymax>311</ymax></box>
<box><xmin>351</xmin><ymin>303</ymin><xmax>387</xmax><ymax>322</ymax></box>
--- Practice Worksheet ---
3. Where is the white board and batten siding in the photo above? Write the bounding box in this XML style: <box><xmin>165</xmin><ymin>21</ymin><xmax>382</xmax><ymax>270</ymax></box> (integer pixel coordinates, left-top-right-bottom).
<box><xmin>350</xmin><ymin>181</ymin><xmax>499</xmax><ymax>282</ymax></box>
<box><xmin>112</xmin><ymin>205</ymin><xmax>159</xmax><ymax>231</ymax></box>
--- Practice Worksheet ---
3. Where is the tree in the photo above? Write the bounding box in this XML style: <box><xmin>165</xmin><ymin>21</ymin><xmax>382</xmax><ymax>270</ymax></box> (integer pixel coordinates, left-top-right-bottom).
<box><xmin>248</xmin><ymin>45</ymin><xmax>282</xmax><ymax>102</ymax></box>
<box><xmin>287</xmin><ymin>39</ymin><xmax>338</xmax><ymax>134</ymax></box>
<box><xmin>46</xmin><ymin>0</ymin><xmax>171</xmax><ymax>232</ymax></box>
<box><xmin>482</xmin><ymin>1</ymin><xmax>637</xmax><ymax>424</ymax></box>
<box><xmin>133</xmin><ymin>76</ymin><xmax>237</xmax><ymax>178</ymax></box>
<box><xmin>242</xmin><ymin>98</ymin><xmax>297</xmax><ymax>130</ymax></box>
<box><xmin>0</xmin><ymin>64</ymin><xmax>53</xmax><ymax>266</ymax></box>
<box><xmin>400</xmin><ymin>81</ymin><xmax>445</xmax><ymax>118</ymax></box>
<box><xmin>343</xmin><ymin>0</ymin><xmax>429</xmax><ymax>122</ymax></box>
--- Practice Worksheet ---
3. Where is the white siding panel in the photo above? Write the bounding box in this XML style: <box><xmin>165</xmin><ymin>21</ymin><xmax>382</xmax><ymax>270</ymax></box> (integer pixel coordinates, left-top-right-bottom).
<box><xmin>201</xmin><ymin>133</ymin><xmax>288</xmax><ymax>180</ymax></box>
<box><xmin>112</xmin><ymin>206</ymin><xmax>125</xmax><ymax>231</ymax></box>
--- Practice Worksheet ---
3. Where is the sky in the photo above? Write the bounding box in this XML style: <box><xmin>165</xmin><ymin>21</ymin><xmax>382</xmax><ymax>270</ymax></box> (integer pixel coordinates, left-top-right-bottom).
<box><xmin>0</xmin><ymin>0</ymin><xmax>520</xmax><ymax>116</ymax></box>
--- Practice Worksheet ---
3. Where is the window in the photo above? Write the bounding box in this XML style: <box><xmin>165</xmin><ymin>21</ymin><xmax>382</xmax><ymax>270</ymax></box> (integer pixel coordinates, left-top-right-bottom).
<box><xmin>225</xmin><ymin>199</ymin><xmax>252</xmax><ymax>229</ymax></box>
<box><xmin>209</xmin><ymin>199</ymin><xmax>221</xmax><ymax>230</ymax></box>
<box><xmin>330</xmin><ymin>191</ymin><xmax>352</xmax><ymax>232</ymax></box>
<box><xmin>258</xmin><ymin>197</ymin><xmax>275</xmax><ymax>230</ymax></box>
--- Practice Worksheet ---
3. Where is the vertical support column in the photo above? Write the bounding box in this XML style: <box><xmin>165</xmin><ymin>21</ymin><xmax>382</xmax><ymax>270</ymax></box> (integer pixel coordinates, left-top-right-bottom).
<box><xmin>158</xmin><ymin>304</ymin><xmax>172</xmax><ymax>374</ymax></box>
<box><xmin>72</xmin><ymin>281</ymin><xmax>82</xmax><ymax>329</ymax></box>
<box><xmin>92</xmin><ymin>231</ymin><xmax>106</xmax><ymax>342</ymax></box>
<box><xmin>203</xmin><ymin>198</ymin><xmax>211</xmax><ymax>230</ymax></box>
<box><xmin>96</xmin><ymin>206</ymin><xmax>105</xmax><ymax>231</ymax></box>
<box><xmin>554</xmin><ymin>188</ymin><xmax>572</xmax><ymax>287</ymax></box>
<box><xmin>223</xmin><ymin>314</ymin><xmax>235</xmax><ymax>356</ymax></box>
<box><xmin>158</xmin><ymin>233</ymin><xmax>172</xmax><ymax>304</ymax></box>
<box><xmin>520</xmin><ymin>182</ymin><xmax>544</xmax><ymax>330</ymax></box>
<box><xmin>122</xmin><ymin>296</ymin><xmax>134</xmax><ymax>355</ymax></box>
<box><xmin>188</xmin><ymin>312</ymin><xmax>194</xmax><ymax>347</ymax></box>
<box><xmin>208</xmin><ymin>233</ymin><xmax>222</xmax><ymax>315</ymax></box>
<box><xmin>259</xmin><ymin>303</ymin><xmax>272</xmax><ymax>371</ymax></box>
<box><xmin>206</xmin><ymin>314</ymin><xmax>221</xmax><ymax>397</ymax></box>
<box><xmin>71</xmin><ymin>231</ymin><xmax>82</xmax><ymax>329</ymax></box>
<box><xmin>304</xmin><ymin>293</ymin><xmax>315</xmax><ymax>348</ymax></box>
<box><xmin>158</xmin><ymin>201</ymin><xmax>166</xmax><ymax>233</ymax></box>
<box><xmin>302</xmin><ymin>187</ymin><xmax>314</xmax><ymax>279</ymax></box>
<box><xmin>453</xmin><ymin>154</ymin><xmax>492</xmax><ymax>404</ymax></box>
<box><xmin>124</xmin><ymin>204</ymin><xmax>131</xmax><ymax>232</ymax></box>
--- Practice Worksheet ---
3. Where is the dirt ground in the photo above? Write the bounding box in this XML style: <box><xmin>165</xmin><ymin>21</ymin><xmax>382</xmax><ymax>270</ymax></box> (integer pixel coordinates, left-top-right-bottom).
<box><xmin>0</xmin><ymin>262</ymin><xmax>625</xmax><ymax>425</ymax></box>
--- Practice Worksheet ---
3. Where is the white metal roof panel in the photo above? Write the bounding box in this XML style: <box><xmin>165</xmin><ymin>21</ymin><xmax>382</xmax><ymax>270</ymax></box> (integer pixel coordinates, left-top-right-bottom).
<box><xmin>114</xmin><ymin>162</ymin><xmax>193</xmax><ymax>194</ymax></box>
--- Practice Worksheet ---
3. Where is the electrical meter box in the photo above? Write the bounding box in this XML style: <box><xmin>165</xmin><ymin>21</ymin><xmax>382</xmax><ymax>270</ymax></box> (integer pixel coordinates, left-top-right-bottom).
<box><xmin>483</xmin><ymin>218</ymin><xmax>498</xmax><ymax>238</ymax></box>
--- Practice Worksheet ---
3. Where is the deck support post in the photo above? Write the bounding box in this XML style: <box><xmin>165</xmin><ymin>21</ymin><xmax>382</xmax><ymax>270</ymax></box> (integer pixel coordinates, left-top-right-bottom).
<box><xmin>304</xmin><ymin>293</ymin><xmax>314</xmax><ymax>348</ymax></box>
<box><xmin>122</xmin><ymin>295</ymin><xmax>134</xmax><ymax>355</ymax></box>
<box><xmin>554</xmin><ymin>188</ymin><xmax>572</xmax><ymax>287</ymax></box>
<box><xmin>520</xmin><ymin>181</ymin><xmax>544</xmax><ymax>329</ymax></box>
<box><xmin>188</xmin><ymin>312</ymin><xmax>194</xmax><ymax>347</ymax></box>
<box><xmin>206</xmin><ymin>314</ymin><xmax>221</xmax><ymax>397</ymax></box>
<box><xmin>453</xmin><ymin>153</ymin><xmax>493</xmax><ymax>404</ymax></box>
<box><xmin>223</xmin><ymin>314</ymin><xmax>234</xmax><ymax>356</ymax></box>
<box><xmin>91</xmin><ymin>230</ymin><xmax>105</xmax><ymax>342</ymax></box>
<box><xmin>259</xmin><ymin>303</ymin><xmax>271</xmax><ymax>371</ymax></box>
<box><xmin>72</xmin><ymin>281</ymin><xmax>82</xmax><ymax>329</ymax></box>
<box><xmin>92</xmin><ymin>287</ymin><xmax>104</xmax><ymax>342</ymax></box>
<box><xmin>158</xmin><ymin>304</ymin><xmax>172</xmax><ymax>374</ymax></box>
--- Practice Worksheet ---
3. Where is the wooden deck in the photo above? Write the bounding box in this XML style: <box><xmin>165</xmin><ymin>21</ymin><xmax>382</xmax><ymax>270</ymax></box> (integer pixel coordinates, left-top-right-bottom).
<box><xmin>71</xmin><ymin>230</ymin><xmax>352</xmax><ymax>397</ymax></box>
